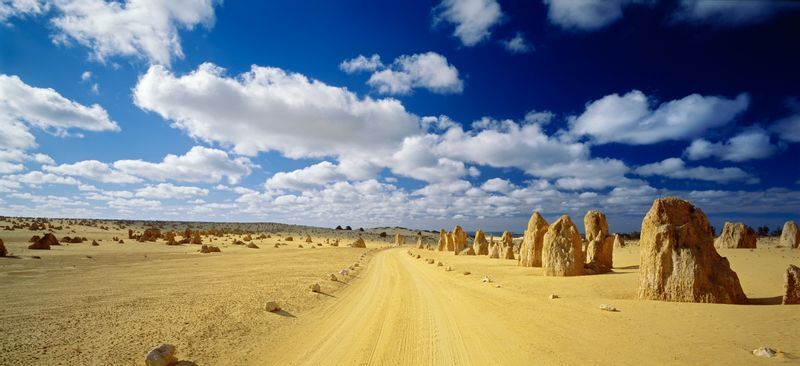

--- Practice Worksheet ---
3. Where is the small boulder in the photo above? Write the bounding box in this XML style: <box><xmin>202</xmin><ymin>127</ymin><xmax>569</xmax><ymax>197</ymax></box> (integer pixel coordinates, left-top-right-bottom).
<box><xmin>29</xmin><ymin>233</ymin><xmax>59</xmax><ymax>250</ymax></box>
<box><xmin>328</xmin><ymin>273</ymin><xmax>337</xmax><ymax>281</ymax></box>
<box><xmin>264</xmin><ymin>301</ymin><xmax>281</xmax><ymax>312</ymax></box>
<box><xmin>351</xmin><ymin>237</ymin><xmax>366</xmax><ymax>248</ymax></box>
<box><xmin>199</xmin><ymin>245</ymin><xmax>221</xmax><ymax>253</ymax></box>
<box><xmin>91</xmin><ymin>240</ymin><xmax>99</xmax><ymax>246</ymax></box>
<box><xmin>309</xmin><ymin>283</ymin><xmax>321</xmax><ymax>293</ymax></box>
<box><xmin>247</xmin><ymin>243</ymin><xmax>259</xmax><ymax>249</ymax></box>
<box><xmin>145</xmin><ymin>343</ymin><xmax>177</xmax><ymax>366</ymax></box>
<box><xmin>752</xmin><ymin>347</ymin><xmax>778</xmax><ymax>358</ymax></box>
<box><xmin>599</xmin><ymin>304</ymin><xmax>618</xmax><ymax>312</ymax></box>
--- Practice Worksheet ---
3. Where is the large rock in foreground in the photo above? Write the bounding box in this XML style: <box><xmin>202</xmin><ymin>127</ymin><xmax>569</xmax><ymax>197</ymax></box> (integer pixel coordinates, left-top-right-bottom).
<box><xmin>780</xmin><ymin>221</ymin><xmax>800</xmax><ymax>248</ymax></box>
<box><xmin>145</xmin><ymin>343</ymin><xmax>177</xmax><ymax>366</ymax></box>
<box><xmin>784</xmin><ymin>265</ymin><xmax>800</xmax><ymax>305</ymax></box>
<box><xmin>714</xmin><ymin>222</ymin><xmax>757</xmax><ymax>249</ymax></box>
<box><xmin>542</xmin><ymin>216</ymin><xmax>584</xmax><ymax>276</ymax></box>
<box><xmin>638</xmin><ymin>197</ymin><xmax>747</xmax><ymax>304</ymax></box>
<box><xmin>519</xmin><ymin>211</ymin><xmax>548</xmax><ymax>267</ymax></box>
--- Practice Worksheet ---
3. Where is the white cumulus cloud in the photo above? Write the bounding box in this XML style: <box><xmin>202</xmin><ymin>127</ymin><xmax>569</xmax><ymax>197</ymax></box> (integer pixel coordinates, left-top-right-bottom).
<box><xmin>433</xmin><ymin>0</ymin><xmax>503</xmax><ymax>46</ymax></box>
<box><xmin>569</xmin><ymin>89</ymin><xmax>749</xmax><ymax>145</ymax></box>
<box><xmin>135</xmin><ymin>183</ymin><xmax>208</xmax><ymax>199</ymax></box>
<box><xmin>685</xmin><ymin>128</ymin><xmax>778</xmax><ymax>162</ymax></box>
<box><xmin>635</xmin><ymin>157</ymin><xmax>755</xmax><ymax>184</ymax></box>
<box><xmin>366</xmin><ymin>52</ymin><xmax>464</xmax><ymax>95</ymax></box>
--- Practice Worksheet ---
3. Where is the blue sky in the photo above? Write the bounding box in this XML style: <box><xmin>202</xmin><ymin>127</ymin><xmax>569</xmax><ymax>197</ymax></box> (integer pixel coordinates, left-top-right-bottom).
<box><xmin>0</xmin><ymin>0</ymin><xmax>798</xmax><ymax>233</ymax></box>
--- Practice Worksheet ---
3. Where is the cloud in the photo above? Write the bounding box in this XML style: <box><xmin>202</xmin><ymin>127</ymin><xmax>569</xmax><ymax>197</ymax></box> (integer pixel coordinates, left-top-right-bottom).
<box><xmin>544</xmin><ymin>0</ymin><xmax>644</xmax><ymax>31</ymax></box>
<box><xmin>81</xmin><ymin>71</ymin><xmax>92</xmax><ymax>81</ymax></box>
<box><xmin>569</xmin><ymin>90</ymin><xmax>749</xmax><ymax>144</ymax></box>
<box><xmin>433</xmin><ymin>0</ymin><xmax>503</xmax><ymax>46</ymax></box>
<box><xmin>0</xmin><ymin>74</ymin><xmax>119</xmax><ymax>150</ymax></box>
<box><xmin>685</xmin><ymin>128</ymin><xmax>778</xmax><ymax>162</ymax></box>
<box><xmin>673</xmin><ymin>0</ymin><xmax>794</xmax><ymax>26</ymax></box>
<box><xmin>50</xmin><ymin>0</ymin><xmax>219</xmax><ymax>65</ymax></box>
<box><xmin>502</xmin><ymin>32</ymin><xmax>532</xmax><ymax>54</ymax></box>
<box><xmin>0</xmin><ymin>149</ymin><xmax>55</xmax><ymax>174</ymax></box>
<box><xmin>771</xmin><ymin>113</ymin><xmax>800</xmax><ymax>142</ymax></box>
<box><xmin>366</xmin><ymin>52</ymin><xmax>464</xmax><ymax>95</ymax></box>
<box><xmin>113</xmin><ymin>146</ymin><xmax>255</xmax><ymax>184</ymax></box>
<box><xmin>265</xmin><ymin>161</ymin><xmax>347</xmax><ymax>191</ymax></box>
<box><xmin>635</xmin><ymin>157</ymin><xmax>755</xmax><ymax>183</ymax></box>
<box><xmin>390</xmin><ymin>134</ymin><xmax>470</xmax><ymax>182</ymax></box>
<box><xmin>339</xmin><ymin>54</ymin><xmax>383</xmax><ymax>74</ymax></box>
<box><xmin>480</xmin><ymin>177</ymin><xmax>518</xmax><ymax>194</ymax></box>
<box><xmin>43</xmin><ymin>160</ymin><xmax>142</xmax><ymax>183</ymax></box>
<box><xmin>135</xmin><ymin>183</ymin><xmax>208</xmax><ymax>199</ymax></box>
<box><xmin>133</xmin><ymin>63</ymin><xmax>421</xmax><ymax>159</ymax></box>
<box><xmin>6</xmin><ymin>171</ymin><xmax>83</xmax><ymax>186</ymax></box>
<box><xmin>0</xmin><ymin>0</ymin><xmax>48</xmax><ymax>22</ymax></box>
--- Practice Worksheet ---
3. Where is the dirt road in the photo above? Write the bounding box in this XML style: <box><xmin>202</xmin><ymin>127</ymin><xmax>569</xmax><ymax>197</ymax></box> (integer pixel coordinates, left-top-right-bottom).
<box><xmin>253</xmin><ymin>247</ymin><xmax>799</xmax><ymax>366</ymax></box>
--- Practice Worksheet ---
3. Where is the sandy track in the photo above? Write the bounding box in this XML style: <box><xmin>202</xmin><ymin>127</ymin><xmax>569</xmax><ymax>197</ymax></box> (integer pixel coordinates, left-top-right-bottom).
<box><xmin>257</xmin><ymin>249</ymin><xmax>525</xmax><ymax>365</ymax></box>
<box><xmin>256</xmin><ymin>246</ymin><xmax>800</xmax><ymax>366</ymax></box>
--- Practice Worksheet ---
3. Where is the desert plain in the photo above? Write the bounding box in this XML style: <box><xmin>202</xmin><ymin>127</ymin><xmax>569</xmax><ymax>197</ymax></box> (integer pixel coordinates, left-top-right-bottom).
<box><xmin>0</xmin><ymin>210</ymin><xmax>799</xmax><ymax>366</ymax></box>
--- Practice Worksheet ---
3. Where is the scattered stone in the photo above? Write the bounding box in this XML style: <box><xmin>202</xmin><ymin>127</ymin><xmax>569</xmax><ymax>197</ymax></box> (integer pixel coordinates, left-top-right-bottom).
<box><xmin>462</xmin><ymin>271</ymin><xmax>471</xmax><ymax>275</ymax></box>
<box><xmin>309</xmin><ymin>283</ymin><xmax>321</xmax><ymax>293</ymax></box>
<box><xmin>584</xmin><ymin>210</ymin><xmax>614</xmax><ymax>272</ymax></box>
<box><xmin>453</xmin><ymin>226</ymin><xmax>467</xmax><ymax>254</ymax></box>
<box><xmin>752</xmin><ymin>347</ymin><xmax>778</xmax><ymax>358</ymax></box>
<box><xmin>599</xmin><ymin>304</ymin><xmax>618</xmax><ymax>312</ymax></box>
<box><xmin>264</xmin><ymin>301</ymin><xmax>281</xmax><ymax>312</ymax></box>
<box><xmin>549</xmin><ymin>294</ymin><xmax>559</xmax><ymax>299</ymax></box>
<box><xmin>305</xmin><ymin>235</ymin><xmax>313</xmax><ymax>243</ymax></box>
<box><xmin>353</xmin><ymin>263</ymin><xmax>359</xmax><ymax>267</ymax></box>
<box><xmin>416</xmin><ymin>254</ymin><xmax>421</xmax><ymax>259</ymax></box>
<box><xmin>339</xmin><ymin>268</ymin><xmax>350</xmax><ymax>276</ymax></box>
<box><xmin>199</xmin><ymin>245</ymin><xmax>221</xmax><ymax>253</ymax></box>
<box><xmin>145</xmin><ymin>343</ymin><xmax>177</xmax><ymax>366</ymax></box>
<box><xmin>638</xmin><ymin>197</ymin><xmax>747</xmax><ymax>304</ymax></box>
<box><xmin>472</xmin><ymin>229</ymin><xmax>489</xmax><ymax>255</ymax></box>
<box><xmin>285</xmin><ymin>236</ymin><xmax>294</xmax><ymax>242</ymax></box>
<box><xmin>714</xmin><ymin>222</ymin><xmax>757</xmax><ymax>249</ymax></box>
<box><xmin>481</xmin><ymin>275</ymin><xmax>492</xmax><ymax>283</ymax></box>
<box><xmin>445</xmin><ymin>266</ymin><xmax>453</xmax><ymax>271</ymax></box>
<box><xmin>274</xmin><ymin>244</ymin><xmax>280</xmax><ymax>248</ymax></box>
<box><xmin>328</xmin><ymin>273</ymin><xmax>338</xmax><ymax>281</ymax></box>
<box><xmin>519</xmin><ymin>211</ymin><xmax>548</xmax><ymax>267</ymax></box>
<box><xmin>437</xmin><ymin>261</ymin><xmax>443</xmax><ymax>267</ymax></box>
<box><xmin>780</xmin><ymin>221</ymin><xmax>800</xmax><ymax>248</ymax></box>
<box><xmin>91</xmin><ymin>240</ymin><xmax>99</xmax><ymax>246</ymax></box>
<box><xmin>494</xmin><ymin>284</ymin><xmax>501</xmax><ymax>288</ymax></box>
<box><xmin>542</xmin><ymin>216</ymin><xmax>584</xmax><ymax>276</ymax></box>
<box><xmin>783</xmin><ymin>264</ymin><xmax>800</xmax><ymax>305</ymax></box>
<box><xmin>298</xmin><ymin>244</ymin><xmax>304</xmax><ymax>248</ymax></box>
<box><xmin>247</xmin><ymin>243</ymin><xmax>259</xmax><ymax>249</ymax></box>
<box><xmin>426</xmin><ymin>258</ymin><xmax>435</xmax><ymax>264</ymax></box>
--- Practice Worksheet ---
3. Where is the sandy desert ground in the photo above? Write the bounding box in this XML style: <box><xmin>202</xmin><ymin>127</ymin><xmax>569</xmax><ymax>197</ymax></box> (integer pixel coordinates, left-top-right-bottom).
<box><xmin>1</xmin><ymin>218</ymin><xmax>798</xmax><ymax>365</ymax></box>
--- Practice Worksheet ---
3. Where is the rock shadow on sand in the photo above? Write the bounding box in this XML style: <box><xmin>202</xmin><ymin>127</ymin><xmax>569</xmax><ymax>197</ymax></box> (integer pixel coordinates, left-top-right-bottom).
<box><xmin>748</xmin><ymin>296</ymin><xmax>783</xmax><ymax>305</ymax></box>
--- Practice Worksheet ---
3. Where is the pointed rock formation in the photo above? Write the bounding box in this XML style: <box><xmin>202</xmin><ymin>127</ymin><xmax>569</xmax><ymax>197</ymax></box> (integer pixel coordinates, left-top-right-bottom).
<box><xmin>452</xmin><ymin>226</ymin><xmax>466</xmax><ymax>254</ymax></box>
<box><xmin>638</xmin><ymin>197</ymin><xmax>747</xmax><ymax>304</ymax></box>
<box><xmin>446</xmin><ymin>231</ymin><xmax>455</xmax><ymax>252</ymax></box>
<box><xmin>394</xmin><ymin>233</ymin><xmax>405</xmax><ymax>246</ymax></box>
<box><xmin>437</xmin><ymin>229</ymin><xmax>447</xmax><ymax>251</ymax></box>
<box><xmin>613</xmin><ymin>234</ymin><xmax>625</xmax><ymax>248</ymax></box>
<box><xmin>519</xmin><ymin>211</ymin><xmax>548</xmax><ymax>267</ymax></box>
<box><xmin>472</xmin><ymin>229</ymin><xmax>489</xmax><ymax>255</ymax></box>
<box><xmin>0</xmin><ymin>238</ymin><xmax>6</xmax><ymax>257</ymax></box>
<box><xmin>780</xmin><ymin>221</ymin><xmax>799</xmax><ymax>248</ymax></box>
<box><xmin>416</xmin><ymin>232</ymin><xmax>425</xmax><ymax>249</ymax></box>
<box><xmin>584</xmin><ymin>210</ymin><xmax>613</xmax><ymax>272</ymax></box>
<box><xmin>542</xmin><ymin>216</ymin><xmax>584</xmax><ymax>276</ymax></box>
<box><xmin>28</xmin><ymin>233</ymin><xmax>58</xmax><ymax>250</ymax></box>
<box><xmin>352</xmin><ymin>236</ymin><xmax>366</xmax><ymax>248</ymax></box>
<box><xmin>784</xmin><ymin>264</ymin><xmax>800</xmax><ymax>305</ymax></box>
<box><xmin>714</xmin><ymin>222</ymin><xmax>757</xmax><ymax>249</ymax></box>
<box><xmin>500</xmin><ymin>231</ymin><xmax>515</xmax><ymax>260</ymax></box>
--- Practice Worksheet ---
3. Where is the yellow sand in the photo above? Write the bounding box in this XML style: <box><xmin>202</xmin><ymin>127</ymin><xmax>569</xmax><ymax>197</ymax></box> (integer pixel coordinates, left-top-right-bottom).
<box><xmin>1</xmin><ymin>224</ymin><xmax>799</xmax><ymax>365</ymax></box>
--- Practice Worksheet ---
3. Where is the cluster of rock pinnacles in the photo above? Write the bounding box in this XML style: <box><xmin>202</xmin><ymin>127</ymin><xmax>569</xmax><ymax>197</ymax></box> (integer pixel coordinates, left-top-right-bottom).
<box><xmin>428</xmin><ymin>197</ymin><xmax>799</xmax><ymax>305</ymax></box>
